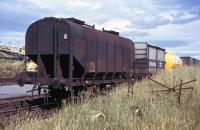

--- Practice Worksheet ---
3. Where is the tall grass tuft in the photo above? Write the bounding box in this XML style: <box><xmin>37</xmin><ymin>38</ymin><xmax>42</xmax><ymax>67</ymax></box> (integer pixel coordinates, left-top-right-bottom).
<box><xmin>5</xmin><ymin>66</ymin><xmax>200</xmax><ymax>130</ymax></box>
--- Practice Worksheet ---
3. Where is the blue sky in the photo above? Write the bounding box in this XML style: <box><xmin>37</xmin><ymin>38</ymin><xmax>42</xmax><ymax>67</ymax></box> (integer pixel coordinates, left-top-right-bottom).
<box><xmin>0</xmin><ymin>0</ymin><xmax>199</xmax><ymax>58</ymax></box>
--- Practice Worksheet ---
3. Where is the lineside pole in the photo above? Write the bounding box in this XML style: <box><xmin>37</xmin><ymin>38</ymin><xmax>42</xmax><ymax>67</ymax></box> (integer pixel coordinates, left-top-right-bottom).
<box><xmin>131</xmin><ymin>76</ymin><xmax>134</xmax><ymax>97</ymax></box>
<box><xmin>127</xmin><ymin>75</ymin><xmax>131</xmax><ymax>97</ymax></box>
<box><xmin>177</xmin><ymin>79</ymin><xmax>183</xmax><ymax>105</ymax></box>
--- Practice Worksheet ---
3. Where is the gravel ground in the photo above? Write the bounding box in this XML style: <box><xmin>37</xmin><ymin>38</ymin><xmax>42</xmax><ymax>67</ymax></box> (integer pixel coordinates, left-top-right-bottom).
<box><xmin>0</xmin><ymin>84</ymin><xmax>37</xmax><ymax>99</ymax></box>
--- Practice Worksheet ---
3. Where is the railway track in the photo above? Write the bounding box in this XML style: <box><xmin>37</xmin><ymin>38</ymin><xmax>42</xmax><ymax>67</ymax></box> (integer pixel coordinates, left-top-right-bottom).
<box><xmin>0</xmin><ymin>95</ymin><xmax>58</xmax><ymax>129</ymax></box>
<box><xmin>0</xmin><ymin>81</ymin><xmax>122</xmax><ymax>129</ymax></box>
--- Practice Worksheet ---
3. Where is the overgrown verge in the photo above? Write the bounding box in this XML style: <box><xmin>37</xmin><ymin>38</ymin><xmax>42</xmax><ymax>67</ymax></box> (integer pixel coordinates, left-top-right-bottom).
<box><xmin>0</xmin><ymin>60</ymin><xmax>24</xmax><ymax>77</ymax></box>
<box><xmin>6</xmin><ymin>66</ymin><xmax>200</xmax><ymax>130</ymax></box>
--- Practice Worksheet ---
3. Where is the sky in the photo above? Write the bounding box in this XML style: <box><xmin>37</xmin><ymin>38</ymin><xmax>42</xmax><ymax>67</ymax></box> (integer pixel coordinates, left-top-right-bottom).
<box><xmin>0</xmin><ymin>0</ymin><xmax>199</xmax><ymax>58</ymax></box>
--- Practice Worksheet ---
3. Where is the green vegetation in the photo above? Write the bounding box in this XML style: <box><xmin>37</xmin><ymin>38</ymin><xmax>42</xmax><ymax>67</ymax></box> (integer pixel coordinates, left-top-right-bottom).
<box><xmin>0</xmin><ymin>52</ymin><xmax>8</xmax><ymax>57</ymax></box>
<box><xmin>6</xmin><ymin>66</ymin><xmax>200</xmax><ymax>130</ymax></box>
<box><xmin>0</xmin><ymin>52</ymin><xmax>14</xmax><ymax>58</ymax></box>
<box><xmin>0</xmin><ymin>60</ymin><xmax>24</xmax><ymax>77</ymax></box>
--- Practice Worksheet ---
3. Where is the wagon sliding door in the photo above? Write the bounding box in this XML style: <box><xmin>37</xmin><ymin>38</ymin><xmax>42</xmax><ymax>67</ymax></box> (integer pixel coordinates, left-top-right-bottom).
<box><xmin>157</xmin><ymin>50</ymin><xmax>165</xmax><ymax>72</ymax></box>
<box><xmin>148</xmin><ymin>46</ymin><xmax>165</xmax><ymax>74</ymax></box>
<box><xmin>148</xmin><ymin>46</ymin><xmax>157</xmax><ymax>74</ymax></box>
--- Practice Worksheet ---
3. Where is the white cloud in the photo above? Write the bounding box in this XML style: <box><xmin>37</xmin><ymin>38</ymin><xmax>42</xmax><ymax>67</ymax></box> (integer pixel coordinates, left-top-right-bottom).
<box><xmin>0</xmin><ymin>0</ymin><xmax>200</xmax><ymax>58</ymax></box>
<box><xmin>0</xmin><ymin>31</ymin><xmax>24</xmax><ymax>46</ymax></box>
<box><xmin>146</xmin><ymin>19</ymin><xmax>200</xmax><ymax>40</ymax></box>
<box><xmin>133</xmin><ymin>8</ymin><xmax>145</xmax><ymax>15</ymax></box>
<box><xmin>180</xmin><ymin>11</ymin><xmax>198</xmax><ymax>19</ymax></box>
<box><xmin>159</xmin><ymin>13</ymin><xmax>174</xmax><ymax>21</ymax></box>
<box><xmin>25</xmin><ymin>0</ymin><xmax>102</xmax><ymax>11</ymax></box>
<box><xmin>98</xmin><ymin>18</ymin><xmax>132</xmax><ymax>31</ymax></box>
<box><xmin>139</xmin><ymin>19</ymin><xmax>200</xmax><ymax>58</ymax></box>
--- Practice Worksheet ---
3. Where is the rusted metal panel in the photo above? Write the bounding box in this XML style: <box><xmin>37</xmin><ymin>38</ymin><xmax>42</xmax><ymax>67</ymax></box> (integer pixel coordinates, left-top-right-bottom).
<box><xmin>134</xmin><ymin>68</ymin><xmax>148</xmax><ymax>74</ymax></box>
<box><xmin>39</xmin><ymin>20</ymin><xmax>54</xmax><ymax>54</ymax></box>
<box><xmin>84</xmin><ymin>26</ymin><xmax>97</xmax><ymax>73</ymax></box>
<box><xmin>188</xmin><ymin>57</ymin><xmax>193</xmax><ymax>65</ymax></box>
<box><xmin>26</xmin><ymin>23</ymin><xmax>39</xmax><ymax>55</ymax></box>
<box><xmin>67</xmin><ymin>20</ymin><xmax>134</xmax><ymax>74</ymax></box>
<box><xmin>115</xmin><ymin>40</ymin><xmax>123</xmax><ymax>72</ymax></box>
<box><xmin>180</xmin><ymin>57</ymin><xmax>200</xmax><ymax>66</ymax></box>
<box><xmin>123</xmin><ymin>43</ymin><xmax>129</xmax><ymax>72</ymax></box>
<box><xmin>106</xmin><ymin>33</ymin><xmax>115</xmax><ymax>72</ymax></box>
<box><xmin>180</xmin><ymin>57</ymin><xmax>192</xmax><ymax>66</ymax></box>
<box><xmin>26</xmin><ymin>17</ymin><xmax>135</xmax><ymax>86</ymax></box>
<box><xmin>58</xmin><ymin>22</ymin><xmax>71</xmax><ymax>54</ymax></box>
<box><xmin>96</xmin><ymin>30</ymin><xmax>107</xmax><ymax>72</ymax></box>
<box><xmin>68</xmin><ymin>21</ymin><xmax>124</xmax><ymax>73</ymax></box>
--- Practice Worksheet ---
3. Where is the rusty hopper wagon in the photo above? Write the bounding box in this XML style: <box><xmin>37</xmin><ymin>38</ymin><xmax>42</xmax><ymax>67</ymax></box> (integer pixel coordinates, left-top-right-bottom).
<box><xmin>180</xmin><ymin>57</ymin><xmax>200</xmax><ymax>66</ymax></box>
<box><xmin>134</xmin><ymin>42</ymin><xmax>165</xmax><ymax>77</ymax></box>
<box><xmin>25</xmin><ymin>17</ymin><xmax>135</xmax><ymax>99</ymax></box>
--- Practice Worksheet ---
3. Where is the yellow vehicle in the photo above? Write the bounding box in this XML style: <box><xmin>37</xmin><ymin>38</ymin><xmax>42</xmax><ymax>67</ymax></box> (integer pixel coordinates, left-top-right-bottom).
<box><xmin>26</xmin><ymin>60</ymin><xmax>37</xmax><ymax>72</ymax></box>
<box><xmin>165</xmin><ymin>50</ymin><xmax>182</xmax><ymax>70</ymax></box>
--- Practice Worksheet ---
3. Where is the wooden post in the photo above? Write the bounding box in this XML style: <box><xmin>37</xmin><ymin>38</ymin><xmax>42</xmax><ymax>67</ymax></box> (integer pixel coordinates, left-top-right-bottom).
<box><xmin>128</xmin><ymin>79</ymin><xmax>130</xmax><ymax>97</ymax></box>
<box><xmin>127</xmin><ymin>73</ymin><xmax>131</xmax><ymax>97</ymax></box>
<box><xmin>177</xmin><ymin>79</ymin><xmax>183</xmax><ymax>105</ymax></box>
<box><xmin>131</xmin><ymin>77</ymin><xmax>134</xmax><ymax>98</ymax></box>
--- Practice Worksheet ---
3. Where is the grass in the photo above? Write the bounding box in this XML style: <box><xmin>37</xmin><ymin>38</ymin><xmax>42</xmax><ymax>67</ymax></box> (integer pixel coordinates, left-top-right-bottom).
<box><xmin>0</xmin><ymin>60</ymin><xmax>24</xmax><ymax>78</ymax></box>
<box><xmin>5</xmin><ymin>66</ymin><xmax>200</xmax><ymax>130</ymax></box>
